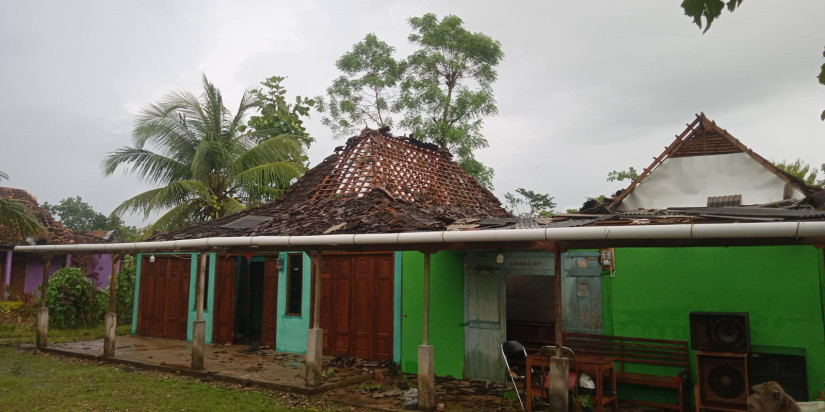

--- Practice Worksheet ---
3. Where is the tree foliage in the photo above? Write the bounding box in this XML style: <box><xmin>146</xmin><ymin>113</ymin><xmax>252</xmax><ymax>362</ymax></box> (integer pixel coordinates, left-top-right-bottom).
<box><xmin>248</xmin><ymin>76</ymin><xmax>316</xmax><ymax>149</ymax></box>
<box><xmin>112</xmin><ymin>255</ymin><xmax>136</xmax><ymax>324</ymax></box>
<box><xmin>681</xmin><ymin>0</ymin><xmax>743</xmax><ymax>33</ymax></box>
<box><xmin>775</xmin><ymin>159</ymin><xmax>825</xmax><ymax>187</ymax></box>
<box><xmin>45</xmin><ymin>267</ymin><xmax>106</xmax><ymax>328</ymax></box>
<box><xmin>606</xmin><ymin>167</ymin><xmax>639</xmax><ymax>183</ymax></box>
<box><xmin>505</xmin><ymin>188</ymin><xmax>556</xmax><ymax>218</ymax></box>
<box><xmin>320</xmin><ymin>34</ymin><xmax>405</xmax><ymax>137</ymax></box>
<box><xmin>0</xmin><ymin>171</ymin><xmax>46</xmax><ymax>241</ymax></box>
<box><xmin>320</xmin><ymin>14</ymin><xmax>503</xmax><ymax>189</ymax></box>
<box><xmin>102</xmin><ymin>75</ymin><xmax>307</xmax><ymax>234</ymax></box>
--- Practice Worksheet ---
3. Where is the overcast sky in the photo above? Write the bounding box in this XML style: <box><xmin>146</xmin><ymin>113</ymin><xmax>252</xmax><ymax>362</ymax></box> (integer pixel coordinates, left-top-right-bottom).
<box><xmin>1</xmin><ymin>1</ymin><xmax>824</xmax><ymax>226</ymax></box>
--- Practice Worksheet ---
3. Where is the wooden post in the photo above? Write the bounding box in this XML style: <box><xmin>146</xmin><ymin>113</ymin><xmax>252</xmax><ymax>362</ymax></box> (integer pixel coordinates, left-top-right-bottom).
<box><xmin>418</xmin><ymin>251</ymin><xmax>435</xmax><ymax>410</ymax></box>
<box><xmin>104</xmin><ymin>254</ymin><xmax>121</xmax><ymax>357</ymax></box>
<box><xmin>547</xmin><ymin>244</ymin><xmax>569</xmax><ymax>411</ymax></box>
<box><xmin>192</xmin><ymin>252</ymin><xmax>208</xmax><ymax>370</ymax></box>
<box><xmin>2</xmin><ymin>250</ymin><xmax>11</xmax><ymax>300</ymax></box>
<box><xmin>306</xmin><ymin>251</ymin><xmax>323</xmax><ymax>387</ymax></box>
<box><xmin>36</xmin><ymin>254</ymin><xmax>52</xmax><ymax>348</ymax></box>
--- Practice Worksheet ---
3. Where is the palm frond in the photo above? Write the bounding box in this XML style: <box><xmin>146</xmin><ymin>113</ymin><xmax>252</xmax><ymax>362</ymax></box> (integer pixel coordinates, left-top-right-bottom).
<box><xmin>111</xmin><ymin>180</ymin><xmax>210</xmax><ymax>218</ymax></box>
<box><xmin>0</xmin><ymin>197</ymin><xmax>46</xmax><ymax>241</ymax></box>
<box><xmin>101</xmin><ymin>147</ymin><xmax>191</xmax><ymax>184</ymax></box>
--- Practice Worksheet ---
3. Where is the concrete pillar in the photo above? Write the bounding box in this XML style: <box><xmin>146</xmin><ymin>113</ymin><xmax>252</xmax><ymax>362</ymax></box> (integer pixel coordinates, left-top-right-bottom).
<box><xmin>417</xmin><ymin>345</ymin><xmax>435</xmax><ymax>410</ymax></box>
<box><xmin>104</xmin><ymin>254</ymin><xmax>119</xmax><ymax>357</ymax></box>
<box><xmin>103</xmin><ymin>312</ymin><xmax>117</xmax><ymax>357</ymax></box>
<box><xmin>36</xmin><ymin>254</ymin><xmax>52</xmax><ymax>349</ymax></box>
<box><xmin>191</xmin><ymin>252</ymin><xmax>208</xmax><ymax>370</ymax></box>
<box><xmin>305</xmin><ymin>327</ymin><xmax>323</xmax><ymax>387</ymax></box>
<box><xmin>546</xmin><ymin>357</ymin><xmax>570</xmax><ymax>411</ymax></box>
<box><xmin>36</xmin><ymin>306</ymin><xmax>49</xmax><ymax>348</ymax></box>
<box><xmin>192</xmin><ymin>320</ymin><xmax>206</xmax><ymax>370</ymax></box>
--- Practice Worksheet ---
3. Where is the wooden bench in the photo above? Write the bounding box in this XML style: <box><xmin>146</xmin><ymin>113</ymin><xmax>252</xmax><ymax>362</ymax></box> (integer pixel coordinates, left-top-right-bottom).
<box><xmin>563</xmin><ymin>332</ymin><xmax>690</xmax><ymax>412</ymax></box>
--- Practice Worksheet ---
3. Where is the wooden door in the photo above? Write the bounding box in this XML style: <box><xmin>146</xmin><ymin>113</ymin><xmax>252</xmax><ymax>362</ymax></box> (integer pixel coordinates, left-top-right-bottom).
<box><xmin>9</xmin><ymin>259</ymin><xmax>26</xmax><ymax>298</ymax></box>
<box><xmin>260</xmin><ymin>257</ymin><xmax>279</xmax><ymax>347</ymax></box>
<box><xmin>464</xmin><ymin>254</ymin><xmax>506</xmax><ymax>381</ymax></box>
<box><xmin>212</xmin><ymin>256</ymin><xmax>237</xmax><ymax>344</ymax></box>
<box><xmin>561</xmin><ymin>251</ymin><xmax>603</xmax><ymax>334</ymax></box>
<box><xmin>320</xmin><ymin>253</ymin><xmax>393</xmax><ymax>361</ymax></box>
<box><xmin>137</xmin><ymin>255</ymin><xmax>191</xmax><ymax>339</ymax></box>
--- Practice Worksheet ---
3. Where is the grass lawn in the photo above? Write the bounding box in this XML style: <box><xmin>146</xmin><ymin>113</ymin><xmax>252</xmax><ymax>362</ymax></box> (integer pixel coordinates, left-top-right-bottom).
<box><xmin>0</xmin><ymin>346</ymin><xmax>351</xmax><ymax>411</ymax></box>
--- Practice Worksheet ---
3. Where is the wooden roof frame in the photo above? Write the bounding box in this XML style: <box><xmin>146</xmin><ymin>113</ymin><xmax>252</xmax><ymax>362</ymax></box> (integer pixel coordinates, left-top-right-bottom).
<box><xmin>608</xmin><ymin>113</ymin><xmax>812</xmax><ymax>211</ymax></box>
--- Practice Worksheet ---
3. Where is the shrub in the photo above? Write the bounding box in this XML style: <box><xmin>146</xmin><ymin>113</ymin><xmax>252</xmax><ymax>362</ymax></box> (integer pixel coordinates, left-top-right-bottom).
<box><xmin>45</xmin><ymin>267</ymin><xmax>106</xmax><ymax>328</ymax></box>
<box><xmin>112</xmin><ymin>255</ymin><xmax>136</xmax><ymax>324</ymax></box>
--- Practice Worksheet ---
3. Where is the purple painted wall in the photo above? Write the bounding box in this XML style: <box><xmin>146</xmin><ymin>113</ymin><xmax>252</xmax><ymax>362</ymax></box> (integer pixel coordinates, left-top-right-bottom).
<box><xmin>20</xmin><ymin>253</ymin><xmax>113</xmax><ymax>294</ymax></box>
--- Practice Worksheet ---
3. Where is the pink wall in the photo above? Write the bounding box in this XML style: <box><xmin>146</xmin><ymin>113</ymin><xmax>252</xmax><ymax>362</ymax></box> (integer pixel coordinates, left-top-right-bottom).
<box><xmin>21</xmin><ymin>253</ymin><xmax>113</xmax><ymax>294</ymax></box>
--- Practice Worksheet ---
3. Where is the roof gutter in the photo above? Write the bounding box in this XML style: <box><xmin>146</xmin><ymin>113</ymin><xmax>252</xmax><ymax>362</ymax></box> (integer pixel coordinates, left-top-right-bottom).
<box><xmin>12</xmin><ymin>221</ymin><xmax>825</xmax><ymax>254</ymax></box>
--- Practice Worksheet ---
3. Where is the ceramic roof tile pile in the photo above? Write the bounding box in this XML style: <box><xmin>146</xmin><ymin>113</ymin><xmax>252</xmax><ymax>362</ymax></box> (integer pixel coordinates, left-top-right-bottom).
<box><xmin>149</xmin><ymin>129</ymin><xmax>510</xmax><ymax>241</ymax></box>
<box><xmin>0</xmin><ymin>187</ymin><xmax>103</xmax><ymax>248</ymax></box>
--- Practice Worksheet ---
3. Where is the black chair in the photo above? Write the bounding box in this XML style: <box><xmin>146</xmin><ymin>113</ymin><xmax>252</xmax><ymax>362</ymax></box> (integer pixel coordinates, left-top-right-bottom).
<box><xmin>501</xmin><ymin>341</ymin><xmax>529</xmax><ymax>410</ymax></box>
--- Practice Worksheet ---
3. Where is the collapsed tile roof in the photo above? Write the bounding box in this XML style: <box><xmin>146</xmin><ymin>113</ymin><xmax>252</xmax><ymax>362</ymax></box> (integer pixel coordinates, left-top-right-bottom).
<box><xmin>149</xmin><ymin>128</ymin><xmax>510</xmax><ymax>240</ymax></box>
<box><xmin>0</xmin><ymin>187</ymin><xmax>104</xmax><ymax>248</ymax></box>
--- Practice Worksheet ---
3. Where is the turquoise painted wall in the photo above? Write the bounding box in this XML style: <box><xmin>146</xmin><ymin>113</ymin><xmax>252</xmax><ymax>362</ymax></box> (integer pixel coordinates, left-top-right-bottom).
<box><xmin>401</xmin><ymin>250</ymin><xmax>465</xmax><ymax>378</ymax></box>
<box><xmin>610</xmin><ymin>245</ymin><xmax>825</xmax><ymax>400</ymax></box>
<box><xmin>276</xmin><ymin>252</ymin><xmax>312</xmax><ymax>353</ymax></box>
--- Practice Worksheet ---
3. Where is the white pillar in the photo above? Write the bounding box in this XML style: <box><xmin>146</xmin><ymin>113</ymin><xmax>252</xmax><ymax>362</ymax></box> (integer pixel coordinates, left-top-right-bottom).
<box><xmin>192</xmin><ymin>252</ymin><xmax>207</xmax><ymax>370</ymax></box>
<box><xmin>418</xmin><ymin>252</ymin><xmax>435</xmax><ymax>410</ymax></box>
<box><xmin>305</xmin><ymin>252</ymin><xmax>323</xmax><ymax>387</ymax></box>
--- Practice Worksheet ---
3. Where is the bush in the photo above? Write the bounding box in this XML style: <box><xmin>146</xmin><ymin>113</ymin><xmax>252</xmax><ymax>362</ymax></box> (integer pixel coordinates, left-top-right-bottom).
<box><xmin>112</xmin><ymin>255</ymin><xmax>136</xmax><ymax>324</ymax></box>
<box><xmin>45</xmin><ymin>267</ymin><xmax>106</xmax><ymax>328</ymax></box>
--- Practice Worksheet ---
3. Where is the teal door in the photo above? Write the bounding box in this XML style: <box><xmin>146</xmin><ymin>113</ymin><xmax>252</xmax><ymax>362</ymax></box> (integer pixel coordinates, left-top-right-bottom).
<box><xmin>561</xmin><ymin>251</ymin><xmax>603</xmax><ymax>334</ymax></box>
<box><xmin>464</xmin><ymin>253</ymin><xmax>506</xmax><ymax>381</ymax></box>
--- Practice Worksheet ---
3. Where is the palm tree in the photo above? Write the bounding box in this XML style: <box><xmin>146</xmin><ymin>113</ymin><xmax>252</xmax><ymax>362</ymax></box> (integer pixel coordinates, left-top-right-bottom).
<box><xmin>0</xmin><ymin>171</ymin><xmax>46</xmax><ymax>241</ymax></box>
<box><xmin>102</xmin><ymin>75</ymin><xmax>306</xmax><ymax>233</ymax></box>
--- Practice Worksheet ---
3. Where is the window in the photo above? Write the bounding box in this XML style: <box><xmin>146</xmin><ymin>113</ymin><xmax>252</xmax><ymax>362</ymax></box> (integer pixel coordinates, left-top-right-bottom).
<box><xmin>285</xmin><ymin>254</ymin><xmax>303</xmax><ymax>316</ymax></box>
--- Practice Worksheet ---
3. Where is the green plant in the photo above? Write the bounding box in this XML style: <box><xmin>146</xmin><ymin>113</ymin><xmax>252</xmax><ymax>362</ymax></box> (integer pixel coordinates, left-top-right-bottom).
<box><xmin>113</xmin><ymin>255</ymin><xmax>136</xmax><ymax>324</ymax></box>
<box><xmin>45</xmin><ymin>267</ymin><xmax>106</xmax><ymax>328</ymax></box>
<box><xmin>321</xmin><ymin>368</ymin><xmax>336</xmax><ymax>378</ymax></box>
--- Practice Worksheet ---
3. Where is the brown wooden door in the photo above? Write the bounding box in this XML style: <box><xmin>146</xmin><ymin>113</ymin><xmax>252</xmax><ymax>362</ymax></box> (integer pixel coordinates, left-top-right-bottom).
<box><xmin>320</xmin><ymin>253</ymin><xmax>393</xmax><ymax>360</ymax></box>
<box><xmin>137</xmin><ymin>255</ymin><xmax>191</xmax><ymax>340</ymax></box>
<box><xmin>260</xmin><ymin>257</ymin><xmax>279</xmax><ymax>348</ymax></box>
<box><xmin>212</xmin><ymin>256</ymin><xmax>237</xmax><ymax>344</ymax></box>
<box><xmin>9</xmin><ymin>259</ymin><xmax>26</xmax><ymax>298</ymax></box>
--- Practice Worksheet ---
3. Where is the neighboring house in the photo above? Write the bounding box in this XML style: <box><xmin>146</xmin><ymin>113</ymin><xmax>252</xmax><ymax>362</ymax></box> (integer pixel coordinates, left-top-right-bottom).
<box><xmin>0</xmin><ymin>187</ymin><xmax>115</xmax><ymax>299</ymax></box>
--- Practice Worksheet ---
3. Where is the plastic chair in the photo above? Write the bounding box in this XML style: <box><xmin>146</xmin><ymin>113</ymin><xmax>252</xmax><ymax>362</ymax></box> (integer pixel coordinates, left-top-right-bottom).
<box><xmin>501</xmin><ymin>341</ymin><xmax>529</xmax><ymax>410</ymax></box>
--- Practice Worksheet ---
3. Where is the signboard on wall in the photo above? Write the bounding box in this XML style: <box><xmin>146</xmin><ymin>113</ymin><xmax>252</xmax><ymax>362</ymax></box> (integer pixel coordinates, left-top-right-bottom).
<box><xmin>503</xmin><ymin>252</ymin><xmax>554</xmax><ymax>276</ymax></box>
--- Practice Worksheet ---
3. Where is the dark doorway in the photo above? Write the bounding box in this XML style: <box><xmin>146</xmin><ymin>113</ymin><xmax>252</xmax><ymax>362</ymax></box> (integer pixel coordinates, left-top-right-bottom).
<box><xmin>233</xmin><ymin>258</ymin><xmax>265</xmax><ymax>343</ymax></box>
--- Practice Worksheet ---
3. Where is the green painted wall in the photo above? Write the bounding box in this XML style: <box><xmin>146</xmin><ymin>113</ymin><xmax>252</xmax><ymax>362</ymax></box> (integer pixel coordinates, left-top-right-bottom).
<box><xmin>610</xmin><ymin>245</ymin><xmax>825</xmax><ymax>400</ymax></box>
<box><xmin>401</xmin><ymin>250</ymin><xmax>465</xmax><ymax>378</ymax></box>
<box><xmin>276</xmin><ymin>252</ymin><xmax>312</xmax><ymax>353</ymax></box>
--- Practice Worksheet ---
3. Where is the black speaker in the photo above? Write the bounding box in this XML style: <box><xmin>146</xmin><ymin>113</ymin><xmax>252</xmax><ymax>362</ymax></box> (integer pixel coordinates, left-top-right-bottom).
<box><xmin>697</xmin><ymin>352</ymin><xmax>749</xmax><ymax>410</ymax></box>
<box><xmin>689</xmin><ymin>311</ymin><xmax>750</xmax><ymax>353</ymax></box>
<box><xmin>749</xmin><ymin>346</ymin><xmax>808</xmax><ymax>402</ymax></box>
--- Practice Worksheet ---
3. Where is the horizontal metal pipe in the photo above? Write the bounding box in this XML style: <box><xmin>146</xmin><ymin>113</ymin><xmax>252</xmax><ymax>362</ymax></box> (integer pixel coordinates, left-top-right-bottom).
<box><xmin>14</xmin><ymin>221</ymin><xmax>825</xmax><ymax>254</ymax></box>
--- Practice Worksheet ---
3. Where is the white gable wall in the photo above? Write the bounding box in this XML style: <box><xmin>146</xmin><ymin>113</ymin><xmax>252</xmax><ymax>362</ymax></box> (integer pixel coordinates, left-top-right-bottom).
<box><xmin>617</xmin><ymin>153</ymin><xmax>805</xmax><ymax>211</ymax></box>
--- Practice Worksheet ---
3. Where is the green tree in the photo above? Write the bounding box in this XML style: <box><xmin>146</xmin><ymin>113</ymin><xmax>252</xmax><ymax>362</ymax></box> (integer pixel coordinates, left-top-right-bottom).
<box><xmin>247</xmin><ymin>76</ymin><xmax>316</xmax><ymax>149</ymax></box>
<box><xmin>102</xmin><ymin>75</ymin><xmax>306</xmax><ymax>234</ymax></box>
<box><xmin>399</xmin><ymin>14</ymin><xmax>503</xmax><ymax>188</ymax></box>
<box><xmin>0</xmin><ymin>171</ymin><xmax>45</xmax><ymax>241</ymax></box>
<box><xmin>606</xmin><ymin>167</ymin><xmax>639</xmax><ymax>183</ymax></box>
<box><xmin>42</xmin><ymin>196</ymin><xmax>141</xmax><ymax>241</ymax></box>
<box><xmin>505</xmin><ymin>188</ymin><xmax>556</xmax><ymax>218</ymax></box>
<box><xmin>320</xmin><ymin>34</ymin><xmax>406</xmax><ymax>137</ymax></box>
<box><xmin>321</xmin><ymin>14</ymin><xmax>503</xmax><ymax>190</ymax></box>
<box><xmin>775</xmin><ymin>159</ymin><xmax>825</xmax><ymax>187</ymax></box>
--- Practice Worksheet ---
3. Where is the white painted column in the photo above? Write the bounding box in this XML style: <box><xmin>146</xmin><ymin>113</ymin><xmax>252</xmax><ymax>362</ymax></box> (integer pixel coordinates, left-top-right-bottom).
<box><xmin>104</xmin><ymin>254</ymin><xmax>120</xmax><ymax>357</ymax></box>
<box><xmin>3</xmin><ymin>251</ymin><xmax>11</xmax><ymax>300</ymax></box>
<box><xmin>306</xmin><ymin>252</ymin><xmax>323</xmax><ymax>387</ymax></box>
<box><xmin>36</xmin><ymin>254</ymin><xmax>52</xmax><ymax>349</ymax></box>
<box><xmin>418</xmin><ymin>252</ymin><xmax>435</xmax><ymax>410</ymax></box>
<box><xmin>192</xmin><ymin>252</ymin><xmax>207</xmax><ymax>370</ymax></box>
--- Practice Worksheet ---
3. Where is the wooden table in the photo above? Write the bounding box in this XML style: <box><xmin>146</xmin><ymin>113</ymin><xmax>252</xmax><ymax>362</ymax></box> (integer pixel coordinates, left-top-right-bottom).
<box><xmin>525</xmin><ymin>353</ymin><xmax>618</xmax><ymax>412</ymax></box>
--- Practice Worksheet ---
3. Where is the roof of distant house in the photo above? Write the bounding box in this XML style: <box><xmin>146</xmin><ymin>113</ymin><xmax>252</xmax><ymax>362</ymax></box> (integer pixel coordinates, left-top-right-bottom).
<box><xmin>148</xmin><ymin>128</ymin><xmax>510</xmax><ymax>241</ymax></box>
<box><xmin>0</xmin><ymin>187</ymin><xmax>104</xmax><ymax>248</ymax></box>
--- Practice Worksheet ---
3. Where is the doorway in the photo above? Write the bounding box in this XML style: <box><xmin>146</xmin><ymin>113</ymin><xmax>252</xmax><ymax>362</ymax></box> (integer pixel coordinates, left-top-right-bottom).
<box><xmin>213</xmin><ymin>255</ymin><xmax>279</xmax><ymax>347</ymax></box>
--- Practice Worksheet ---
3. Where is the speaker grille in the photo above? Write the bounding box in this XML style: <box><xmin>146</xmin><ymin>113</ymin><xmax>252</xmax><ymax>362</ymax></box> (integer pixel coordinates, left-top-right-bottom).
<box><xmin>697</xmin><ymin>352</ymin><xmax>749</xmax><ymax>410</ymax></box>
<box><xmin>690</xmin><ymin>312</ymin><xmax>750</xmax><ymax>353</ymax></box>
